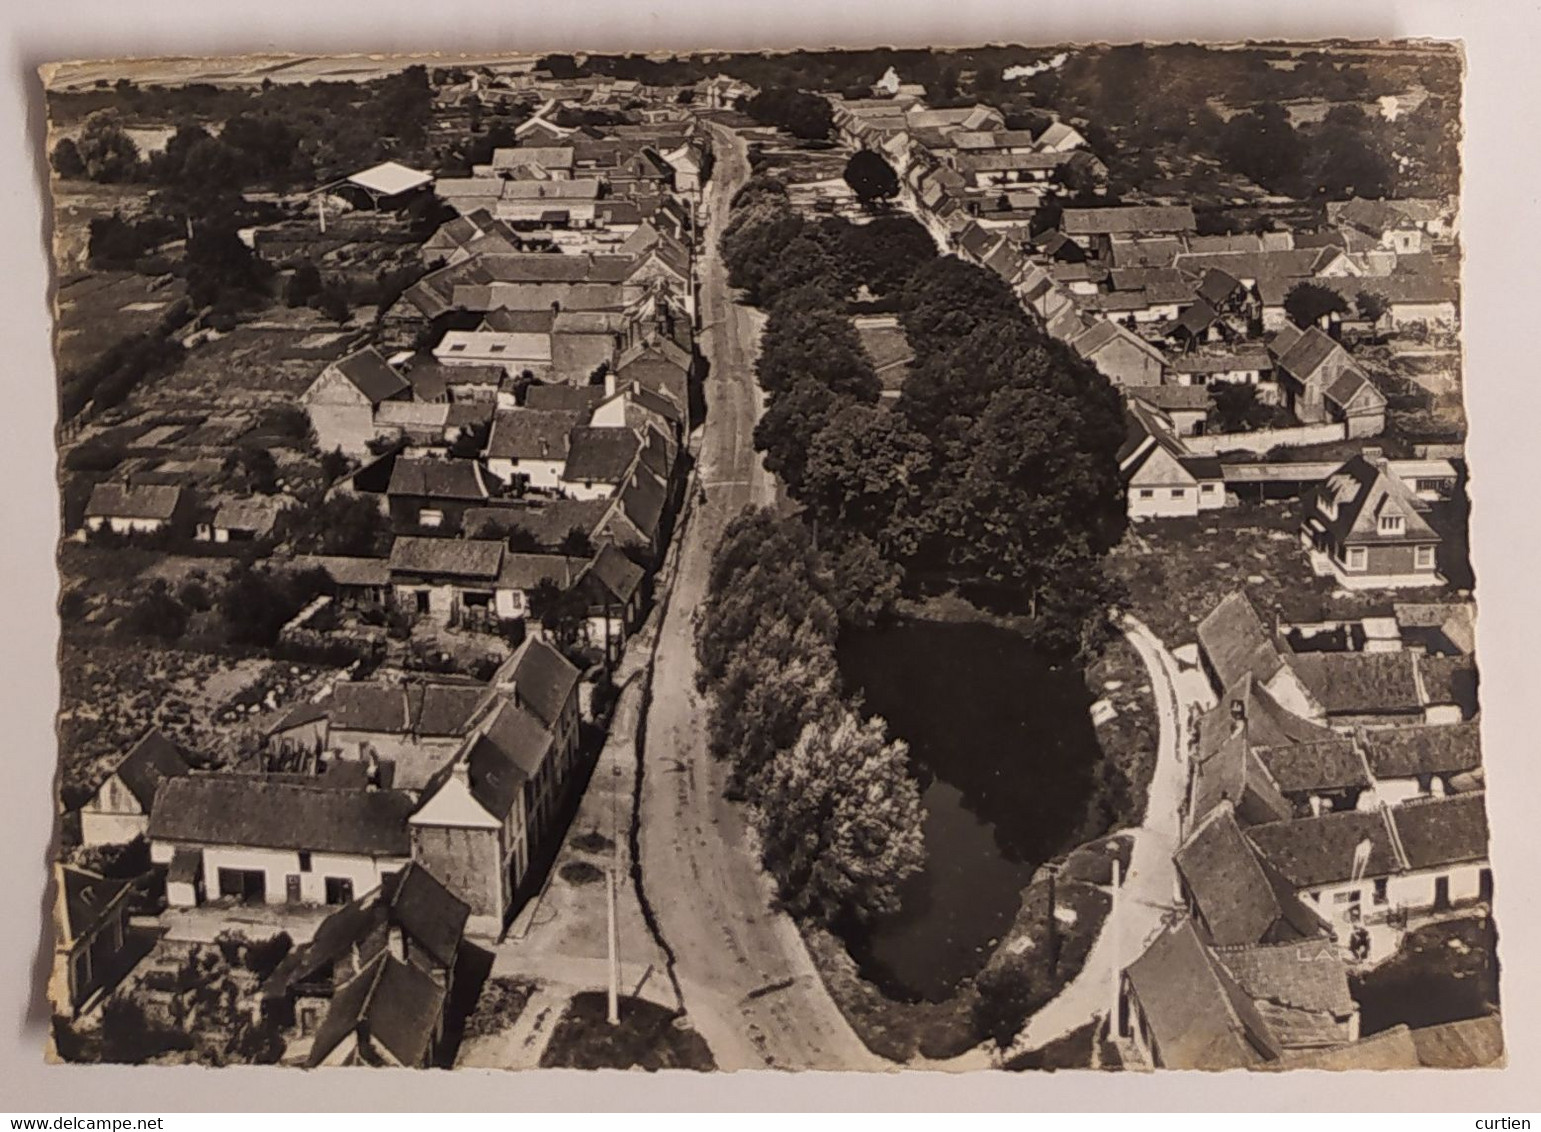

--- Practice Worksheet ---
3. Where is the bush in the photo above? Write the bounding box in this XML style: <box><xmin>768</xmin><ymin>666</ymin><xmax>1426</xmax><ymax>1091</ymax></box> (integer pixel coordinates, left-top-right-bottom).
<box><xmin>98</xmin><ymin>996</ymin><xmax>193</xmax><ymax>1064</ymax></box>
<box><xmin>243</xmin><ymin>932</ymin><xmax>293</xmax><ymax>981</ymax></box>
<box><xmin>124</xmin><ymin>579</ymin><xmax>189</xmax><ymax>641</ymax></box>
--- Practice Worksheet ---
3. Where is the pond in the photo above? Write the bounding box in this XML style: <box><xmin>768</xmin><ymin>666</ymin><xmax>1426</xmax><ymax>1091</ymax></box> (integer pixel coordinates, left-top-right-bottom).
<box><xmin>837</xmin><ymin>618</ymin><xmax>1103</xmax><ymax>1002</ymax></box>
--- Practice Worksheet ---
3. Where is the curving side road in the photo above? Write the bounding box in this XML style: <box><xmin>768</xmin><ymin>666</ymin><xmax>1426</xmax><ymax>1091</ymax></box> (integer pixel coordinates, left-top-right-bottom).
<box><xmin>1005</xmin><ymin>613</ymin><xmax>1196</xmax><ymax>1058</ymax></box>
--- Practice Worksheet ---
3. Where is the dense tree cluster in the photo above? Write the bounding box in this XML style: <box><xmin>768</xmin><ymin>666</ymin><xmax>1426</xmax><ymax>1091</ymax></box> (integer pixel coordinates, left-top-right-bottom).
<box><xmin>740</xmin><ymin>86</ymin><xmax>835</xmax><ymax>141</ymax></box>
<box><xmin>694</xmin><ymin>509</ymin><xmax>925</xmax><ymax>926</ymax></box>
<box><xmin>722</xmin><ymin>183</ymin><xmax>1128</xmax><ymax>659</ymax></box>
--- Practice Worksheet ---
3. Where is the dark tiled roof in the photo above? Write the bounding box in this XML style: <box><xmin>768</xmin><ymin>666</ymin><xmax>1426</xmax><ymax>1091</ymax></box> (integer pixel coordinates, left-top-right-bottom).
<box><xmin>1417</xmin><ymin>654</ymin><xmax>1478</xmax><ymax>709</ymax></box>
<box><xmin>1176</xmin><ymin>805</ymin><xmax>1324</xmax><ymax>946</ymax></box>
<box><xmin>1286</xmin><ymin>651</ymin><xmax>1422</xmax><ymax>715</ymax></box>
<box><xmin>305</xmin><ymin>951</ymin><xmax>445</xmax><ymax>1068</ymax></box>
<box><xmin>388</xmin><ymin>536</ymin><xmax>505</xmax><ymax>580</ymax></box>
<box><xmin>59</xmin><ymin>866</ymin><xmax>131</xmax><ymax>940</ymax></box>
<box><xmin>524</xmin><ymin>384</ymin><xmax>606</xmax><ymax>413</ymax></box>
<box><xmin>1197</xmin><ymin>593</ymin><xmax>1285</xmax><ymax>690</ymax></box>
<box><xmin>463</xmin><ymin>499</ymin><xmax>610</xmax><ymax>549</ymax></box>
<box><xmin>289</xmin><ymin>554</ymin><xmax>391</xmax><ymax>589</ymax></box>
<box><xmin>1124</xmin><ymin>920</ymin><xmax>1281</xmax><ymax>1070</ymax></box>
<box><xmin>1394</xmin><ymin>792</ymin><xmax>1489</xmax><ymax>872</ymax></box>
<box><xmin>1062</xmin><ymin>205</ymin><xmax>1197</xmax><ymax>236</ymax></box>
<box><xmin>332</xmin><ymin>347</ymin><xmax>411</xmax><ymax>405</ymax></box>
<box><xmin>563</xmin><ymin>427</ymin><xmax>641</xmax><ymax>484</ymax></box>
<box><xmin>1245</xmin><ymin>809</ymin><xmax>1400</xmax><ymax>889</ymax></box>
<box><xmin>149</xmin><ymin>776</ymin><xmax>415</xmax><ymax>857</ymax></box>
<box><xmin>109</xmin><ymin>728</ymin><xmax>192</xmax><ymax>811</ymax></box>
<box><xmin>387</xmin><ymin>457</ymin><xmax>489</xmax><ymax>501</ymax></box>
<box><xmin>586</xmin><ymin>543</ymin><xmax>644</xmax><ymax>604</ymax></box>
<box><xmin>1361</xmin><ymin>723</ymin><xmax>1481</xmax><ymax>779</ymax></box>
<box><xmin>486</xmin><ymin>409</ymin><xmax>582</xmax><ymax>461</ymax></box>
<box><xmin>497</xmin><ymin>553</ymin><xmax>585</xmax><ymax>590</ymax></box>
<box><xmin>1255</xmin><ymin>739</ymin><xmax>1369</xmax><ymax>796</ymax></box>
<box><xmin>85</xmin><ymin>482</ymin><xmax>182</xmax><ymax>521</ymax></box>
<box><xmin>1211</xmin><ymin>937</ymin><xmax>1354</xmax><ymax>1016</ymax></box>
<box><xmin>497</xmin><ymin>636</ymin><xmax>579</xmax><ymax>732</ymax></box>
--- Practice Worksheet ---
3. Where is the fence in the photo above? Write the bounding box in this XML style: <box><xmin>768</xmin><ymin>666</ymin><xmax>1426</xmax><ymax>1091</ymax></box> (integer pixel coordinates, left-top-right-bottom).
<box><xmin>1184</xmin><ymin>421</ymin><xmax>1347</xmax><ymax>457</ymax></box>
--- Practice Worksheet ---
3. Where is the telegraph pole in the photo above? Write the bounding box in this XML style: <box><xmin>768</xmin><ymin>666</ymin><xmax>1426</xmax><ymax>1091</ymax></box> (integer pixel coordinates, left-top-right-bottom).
<box><xmin>606</xmin><ymin>863</ymin><xmax>620</xmax><ymax>1025</ymax></box>
<box><xmin>1107</xmin><ymin>857</ymin><xmax>1122</xmax><ymax>1043</ymax></box>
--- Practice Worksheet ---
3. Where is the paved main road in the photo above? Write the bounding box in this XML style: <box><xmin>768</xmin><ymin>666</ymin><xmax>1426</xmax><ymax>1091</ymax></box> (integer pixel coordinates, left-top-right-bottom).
<box><xmin>634</xmin><ymin>122</ymin><xmax>890</xmax><ymax>1072</ymax></box>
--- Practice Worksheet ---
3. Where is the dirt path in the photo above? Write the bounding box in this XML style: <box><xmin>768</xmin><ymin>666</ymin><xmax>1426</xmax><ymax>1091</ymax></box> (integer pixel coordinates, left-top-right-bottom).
<box><xmin>1006</xmin><ymin>614</ymin><xmax>1196</xmax><ymax>1057</ymax></box>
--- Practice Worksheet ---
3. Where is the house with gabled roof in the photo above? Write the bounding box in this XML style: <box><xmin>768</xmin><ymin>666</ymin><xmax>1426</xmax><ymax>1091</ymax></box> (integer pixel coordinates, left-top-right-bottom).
<box><xmin>149</xmin><ymin>775</ymin><xmax>418</xmax><ymax>909</ymax></box>
<box><xmin>303</xmin><ymin>950</ymin><xmax>447</xmax><ymax>1068</ymax></box>
<box><xmin>1175</xmin><ymin>803</ymin><xmax>1330</xmax><ymax>947</ymax></box>
<box><xmin>303</xmin><ymin>347</ymin><xmax>413</xmax><ymax>457</ymax></box>
<box><xmin>485</xmin><ymin>408</ymin><xmax>583</xmax><ymax>490</ymax></box>
<box><xmin>1360</xmin><ymin>723</ymin><xmax>1482</xmax><ymax>806</ymax></box>
<box><xmin>1210</xmin><ymin>937</ymin><xmax>1360</xmax><ymax>1051</ymax></box>
<box><xmin>83</xmin><ymin>482</ymin><xmax>185</xmax><ymax>538</ymax></box>
<box><xmin>1269</xmin><ymin>325</ymin><xmax>1387</xmax><ymax>436</ymax></box>
<box><xmin>1194</xmin><ymin>592</ymin><xmax>1320</xmax><ymax>719</ymax></box>
<box><xmin>387</xmin><ymin>536</ymin><xmax>525</xmax><ymax>627</ymax></box>
<box><xmin>263</xmin><ymin>861</ymin><xmax>468</xmax><ymax>1052</ymax></box>
<box><xmin>1245</xmin><ymin>792</ymin><xmax>1491</xmax><ymax>941</ymax></box>
<box><xmin>386</xmin><ymin>456</ymin><xmax>492</xmax><ymax>534</ymax></box>
<box><xmin>1118</xmin><ymin>400</ymin><xmax>1225</xmax><ymax>519</ymax></box>
<box><xmin>1300</xmin><ymin>451</ymin><xmax>1441</xmax><ymax>589</ymax></box>
<box><xmin>409</xmin><ymin>637</ymin><xmax>582</xmax><ymax>934</ymax></box>
<box><xmin>1069</xmin><ymin>318</ymin><xmax>1166</xmax><ymax>387</ymax></box>
<box><xmin>1118</xmin><ymin>919</ymin><xmax>1283</xmax><ymax>1070</ymax></box>
<box><xmin>50</xmin><ymin>863</ymin><xmax>135</xmax><ymax>1016</ymax></box>
<box><xmin>561</xmin><ymin>426</ymin><xmax>642</xmax><ymax>501</ymax></box>
<box><xmin>81</xmin><ymin>728</ymin><xmax>193</xmax><ymax>846</ymax></box>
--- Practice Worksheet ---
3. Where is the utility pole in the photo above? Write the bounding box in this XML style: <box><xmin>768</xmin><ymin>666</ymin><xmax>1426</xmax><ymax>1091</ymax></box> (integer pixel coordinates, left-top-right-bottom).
<box><xmin>606</xmin><ymin>863</ymin><xmax>620</xmax><ymax>1025</ymax></box>
<box><xmin>1107</xmin><ymin>857</ymin><xmax>1121</xmax><ymax>1043</ymax></box>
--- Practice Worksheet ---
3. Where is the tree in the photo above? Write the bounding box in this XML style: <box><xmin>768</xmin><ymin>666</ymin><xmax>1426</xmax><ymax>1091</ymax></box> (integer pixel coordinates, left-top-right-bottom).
<box><xmin>1355</xmin><ymin>290</ymin><xmax>1390</xmax><ymax>326</ymax></box>
<box><xmin>1219</xmin><ymin>103</ymin><xmax>1303</xmax><ymax>193</ymax></box>
<box><xmin>316</xmin><ymin>283</ymin><xmax>351</xmax><ymax>326</ymax></box>
<box><xmin>1283</xmin><ymin>281</ymin><xmax>1348</xmax><ymax>330</ymax></box>
<box><xmin>756</xmin><ymin>301</ymin><xmax>877</xmax><ymax>398</ymax></box>
<box><xmin>319</xmin><ymin>448</ymin><xmax>353</xmax><ymax>484</ymax></box>
<box><xmin>75</xmin><ymin>112</ymin><xmax>141</xmax><ymax>183</ymax></box>
<box><xmin>228</xmin><ymin>445</ymin><xmax>280</xmax><ymax>494</ymax></box>
<box><xmin>219</xmin><ymin>566</ymin><xmax>327</xmax><ymax>647</ymax></box>
<box><xmin>840</xmin><ymin>214</ymin><xmax>938</xmax><ymax>296</ymax></box>
<box><xmin>559</xmin><ymin>527</ymin><xmax>595</xmax><ymax>558</ymax></box>
<box><xmin>186</xmin><ymin>220</ymin><xmax>269</xmax><ymax>311</ymax></box>
<box><xmin>125</xmin><ymin>580</ymin><xmax>189</xmax><ymax>641</ymax></box>
<box><xmin>743</xmin><ymin>86</ymin><xmax>834</xmax><ymax>140</ymax></box>
<box><xmin>842</xmin><ymin>149</ymin><xmax>900</xmax><ymax>209</ymax></box>
<box><xmin>278</xmin><ymin>494</ymin><xmax>389</xmax><ymax>557</ymax></box>
<box><xmin>972</xmin><ymin>962</ymin><xmax>1041</xmax><ymax>1049</ymax></box>
<box><xmin>98</xmin><ymin>996</ymin><xmax>192</xmax><ymax>1064</ymax></box>
<box><xmin>753</xmin><ymin>379</ymin><xmax>847</xmax><ymax>498</ymax></box>
<box><xmin>1209</xmin><ymin>381</ymin><xmax>1278</xmax><ymax>433</ymax></box>
<box><xmin>819</xmin><ymin>534</ymin><xmax>904</xmax><ymax>629</ymax></box>
<box><xmin>753</xmin><ymin>709</ymin><xmax>925</xmax><ymax>925</ymax></box>
<box><xmin>800</xmin><ymin>402</ymin><xmax>932</xmax><ymax>557</ymax></box>
<box><xmin>51</xmin><ymin>137</ymin><xmax>85</xmax><ymax>178</ymax></box>
<box><xmin>708</xmin><ymin>626</ymin><xmax>844</xmax><ymax>798</ymax></box>
<box><xmin>285</xmin><ymin>262</ymin><xmax>322</xmax><ymax>308</ymax></box>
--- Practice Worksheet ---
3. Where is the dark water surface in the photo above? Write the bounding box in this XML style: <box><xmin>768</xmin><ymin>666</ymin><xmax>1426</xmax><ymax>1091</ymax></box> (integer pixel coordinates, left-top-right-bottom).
<box><xmin>837</xmin><ymin>619</ymin><xmax>1101</xmax><ymax>1002</ymax></box>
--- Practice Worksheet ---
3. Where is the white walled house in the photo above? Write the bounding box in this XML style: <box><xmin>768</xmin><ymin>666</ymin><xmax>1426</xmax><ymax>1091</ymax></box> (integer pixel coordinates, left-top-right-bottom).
<box><xmin>1245</xmin><ymin>793</ymin><xmax>1490</xmax><ymax>947</ymax></box>
<box><xmin>148</xmin><ymin>776</ymin><xmax>416</xmax><ymax>908</ymax></box>
<box><xmin>486</xmin><ymin>408</ymin><xmax>580</xmax><ymax>491</ymax></box>
<box><xmin>83</xmin><ymin>482</ymin><xmax>183</xmax><ymax>538</ymax></box>
<box><xmin>80</xmin><ymin>729</ymin><xmax>192</xmax><ymax>847</ymax></box>
<box><xmin>302</xmin><ymin>348</ymin><xmax>412</xmax><ymax>457</ymax></box>
<box><xmin>1119</xmin><ymin>402</ymin><xmax>1226</xmax><ymax>520</ymax></box>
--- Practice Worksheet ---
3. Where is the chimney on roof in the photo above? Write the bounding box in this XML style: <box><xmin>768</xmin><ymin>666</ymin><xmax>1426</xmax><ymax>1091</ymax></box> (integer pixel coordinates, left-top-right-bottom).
<box><xmin>604</xmin><ymin>369</ymin><xmax>616</xmax><ymax>398</ymax></box>
<box><xmin>1230</xmin><ymin>698</ymin><xmax>1247</xmax><ymax>737</ymax></box>
<box><xmin>1362</xmin><ymin>446</ymin><xmax>1387</xmax><ymax>468</ymax></box>
<box><xmin>451</xmin><ymin>758</ymin><xmax>470</xmax><ymax>786</ymax></box>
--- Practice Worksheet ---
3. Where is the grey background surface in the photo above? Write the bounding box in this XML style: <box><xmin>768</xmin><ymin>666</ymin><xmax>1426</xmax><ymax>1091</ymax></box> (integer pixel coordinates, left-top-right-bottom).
<box><xmin>3</xmin><ymin>0</ymin><xmax>1537</xmax><ymax>1111</ymax></box>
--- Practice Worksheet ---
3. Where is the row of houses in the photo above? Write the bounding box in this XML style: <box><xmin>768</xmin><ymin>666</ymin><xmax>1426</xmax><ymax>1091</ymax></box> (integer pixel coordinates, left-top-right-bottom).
<box><xmin>1115</xmin><ymin>588</ymin><xmax>1491</xmax><ymax>1070</ymax></box>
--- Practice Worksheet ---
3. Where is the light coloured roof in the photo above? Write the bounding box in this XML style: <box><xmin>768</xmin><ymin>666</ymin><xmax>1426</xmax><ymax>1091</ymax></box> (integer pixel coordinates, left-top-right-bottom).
<box><xmin>346</xmin><ymin>161</ymin><xmax>433</xmax><ymax>197</ymax></box>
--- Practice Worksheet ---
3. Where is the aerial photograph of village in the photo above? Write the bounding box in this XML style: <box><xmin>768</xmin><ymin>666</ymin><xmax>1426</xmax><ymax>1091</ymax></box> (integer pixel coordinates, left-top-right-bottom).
<box><xmin>38</xmin><ymin>39</ymin><xmax>1497</xmax><ymax>1073</ymax></box>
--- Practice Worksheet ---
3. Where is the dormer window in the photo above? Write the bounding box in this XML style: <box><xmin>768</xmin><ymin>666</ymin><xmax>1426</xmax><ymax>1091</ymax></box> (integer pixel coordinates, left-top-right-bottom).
<box><xmin>1379</xmin><ymin>514</ymin><xmax>1404</xmax><ymax>534</ymax></box>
